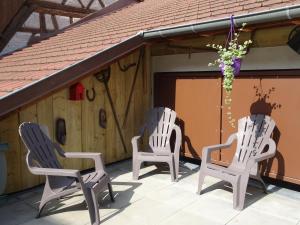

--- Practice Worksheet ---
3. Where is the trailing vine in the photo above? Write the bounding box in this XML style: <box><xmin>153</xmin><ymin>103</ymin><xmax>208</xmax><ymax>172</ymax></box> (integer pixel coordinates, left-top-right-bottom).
<box><xmin>207</xmin><ymin>18</ymin><xmax>252</xmax><ymax>128</ymax></box>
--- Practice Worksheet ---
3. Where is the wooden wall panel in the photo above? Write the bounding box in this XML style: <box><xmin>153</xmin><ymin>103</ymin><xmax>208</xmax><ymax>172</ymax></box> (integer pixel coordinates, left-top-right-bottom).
<box><xmin>81</xmin><ymin>76</ymin><xmax>97</xmax><ymax>169</ymax></box>
<box><xmin>105</xmin><ymin>62</ymin><xmax>118</xmax><ymax>164</ymax></box>
<box><xmin>92</xmin><ymin>77</ymin><xmax>106</xmax><ymax>163</ymax></box>
<box><xmin>114</xmin><ymin>59</ymin><xmax>127</xmax><ymax>161</ymax></box>
<box><xmin>0</xmin><ymin>113</ymin><xmax>22</xmax><ymax>193</ymax></box>
<box><xmin>52</xmin><ymin>88</ymin><xmax>83</xmax><ymax>170</ymax></box>
<box><xmin>0</xmin><ymin>0</ymin><xmax>24</xmax><ymax>33</ymax></box>
<box><xmin>19</xmin><ymin>104</ymin><xmax>40</xmax><ymax>189</ymax></box>
<box><xmin>0</xmin><ymin>48</ymin><xmax>152</xmax><ymax>193</ymax></box>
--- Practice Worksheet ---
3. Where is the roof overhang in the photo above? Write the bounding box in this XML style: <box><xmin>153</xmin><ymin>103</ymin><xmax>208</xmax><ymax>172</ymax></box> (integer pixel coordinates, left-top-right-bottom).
<box><xmin>141</xmin><ymin>5</ymin><xmax>300</xmax><ymax>39</ymax></box>
<box><xmin>1</xmin><ymin>4</ymin><xmax>300</xmax><ymax>118</ymax></box>
<box><xmin>0</xmin><ymin>35</ymin><xmax>144</xmax><ymax>117</ymax></box>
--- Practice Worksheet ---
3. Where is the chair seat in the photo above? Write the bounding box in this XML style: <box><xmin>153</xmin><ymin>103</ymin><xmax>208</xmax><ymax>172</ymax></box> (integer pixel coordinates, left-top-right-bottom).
<box><xmin>136</xmin><ymin>151</ymin><xmax>172</xmax><ymax>162</ymax></box>
<box><xmin>82</xmin><ymin>170</ymin><xmax>106</xmax><ymax>189</ymax></box>
<box><xmin>138</xmin><ymin>151</ymin><xmax>171</xmax><ymax>156</ymax></box>
<box><xmin>206</xmin><ymin>163</ymin><xmax>243</xmax><ymax>182</ymax></box>
<box><xmin>56</xmin><ymin>170</ymin><xmax>106</xmax><ymax>192</ymax></box>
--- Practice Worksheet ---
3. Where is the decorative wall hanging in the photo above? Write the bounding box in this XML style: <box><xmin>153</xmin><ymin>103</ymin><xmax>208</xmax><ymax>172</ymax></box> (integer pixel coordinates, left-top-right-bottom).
<box><xmin>207</xmin><ymin>16</ymin><xmax>252</xmax><ymax>128</ymax></box>
<box><xmin>56</xmin><ymin>118</ymin><xmax>66</xmax><ymax>145</ymax></box>
<box><xmin>99</xmin><ymin>109</ymin><xmax>107</xmax><ymax>129</ymax></box>
<box><xmin>117</xmin><ymin>60</ymin><xmax>137</xmax><ymax>72</ymax></box>
<box><xmin>69</xmin><ymin>82</ymin><xmax>85</xmax><ymax>101</ymax></box>
<box><xmin>86</xmin><ymin>87</ymin><xmax>96</xmax><ymax>102</ymax></box>
<box><xmin>95</xmin><ymin>67</ymin><xmax>128</xmax><ymax>153</ymax></box>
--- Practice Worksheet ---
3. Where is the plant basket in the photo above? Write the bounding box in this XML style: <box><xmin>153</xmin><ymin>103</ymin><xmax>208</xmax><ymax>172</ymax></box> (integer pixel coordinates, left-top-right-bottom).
<box><xmin>221</xmin><ymin>57</ymin><xmax>242</xmax><ymax>76</ymax></box>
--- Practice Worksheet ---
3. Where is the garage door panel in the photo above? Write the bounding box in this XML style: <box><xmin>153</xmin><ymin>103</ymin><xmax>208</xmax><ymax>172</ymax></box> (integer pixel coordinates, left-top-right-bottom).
<box><xmin>221</xmin><ymin>77</ymin><xmax>300</xmax><ymax>184</ymax></box>
<box><xmin>154</xmin><ymin>74</ymin><xmax>221</xmax><ymax>161</ymax></box>
<box><xmin>175</xmin><ymin>77</ymin><xmax>221</xmax><ymax>160</ymax></box>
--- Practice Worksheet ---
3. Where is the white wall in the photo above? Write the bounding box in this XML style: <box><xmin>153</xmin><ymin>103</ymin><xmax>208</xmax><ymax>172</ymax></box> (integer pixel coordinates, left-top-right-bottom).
<box><xmin>152</xmin><ymin>46</ymin><xmax>300</xmax><ymax>73</ymax></box>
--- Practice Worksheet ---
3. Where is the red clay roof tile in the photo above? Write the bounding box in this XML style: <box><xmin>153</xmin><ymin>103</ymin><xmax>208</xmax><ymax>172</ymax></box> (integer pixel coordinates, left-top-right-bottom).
<box><xmin>0</xmin><ymin>0</ymin><xmax>299</xmax><ymax>99</ymax></box>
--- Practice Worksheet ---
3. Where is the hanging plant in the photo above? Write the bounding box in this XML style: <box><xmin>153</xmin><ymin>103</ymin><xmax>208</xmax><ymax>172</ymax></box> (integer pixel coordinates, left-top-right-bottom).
<box><xmin>207</xmin><ymin>16</ymin><xmax>252</xmax><ymax>128</ymax></box>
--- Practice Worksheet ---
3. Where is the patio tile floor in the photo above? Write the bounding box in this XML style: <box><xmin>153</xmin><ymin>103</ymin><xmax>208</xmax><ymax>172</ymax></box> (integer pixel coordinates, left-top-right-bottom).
<box><xmin>0</xmin><ymin>159</ymin><xmax>300</xmax><ymax>225</ymax></box>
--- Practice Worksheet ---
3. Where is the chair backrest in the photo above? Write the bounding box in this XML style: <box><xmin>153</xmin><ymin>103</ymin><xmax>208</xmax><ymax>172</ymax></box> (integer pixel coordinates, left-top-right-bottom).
<box><xmin>19</xmin><ymin>122</ymin><xmax>62</xmax><ymax>169</ymax></box>
<box><xmin>145</xmin><ymin>107</ymin><xmax>177</xmax><ymax>153</ymax></box>
<box><xmin>231</xmin><ymin>114</ymin><xmax>276</xmax><ymax>170</ymax></box>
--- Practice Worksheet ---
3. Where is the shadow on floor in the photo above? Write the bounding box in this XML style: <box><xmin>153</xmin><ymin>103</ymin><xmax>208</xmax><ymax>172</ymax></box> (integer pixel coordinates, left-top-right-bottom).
<box><xmin>40</xmin><ymin>170</ymin><xmax>142</xmax><ymax>223</ymax></box>
<box><xmin>199</xmin><ymin>179</ymin><xmax>282</xmax><ymax>209</ymax></box>
<box><xmin>137</xmin><ymin>162</ymin><xmax>198</xmax><ymax>181</ymax></box>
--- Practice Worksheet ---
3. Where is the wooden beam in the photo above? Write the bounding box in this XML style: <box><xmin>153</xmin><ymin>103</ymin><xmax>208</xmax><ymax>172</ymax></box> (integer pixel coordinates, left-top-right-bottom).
<box><xmin>19</xmin><ymin>26</ymin><xmax>55</xmax><ymax>34</ymax></box>
<box><xmin>87</xmin><ymin>0</ymin><xmax>95</xmax><ymax>9</ymax></box>
<box><xmin>77</xmin><ymin>0</ymin><xmax>85</xmax><ymax>8</ymax></box>
<box><xmin>39</xmin><ymin>13</ymin><xmax>47</xmax><ymax>33</ymax></box>
<box><xmin>98</xmin><ymin>0</ymin><xmax>105</xmax><ymax>8</ymax></box>
<box><xmin>51</xmin><ymin>14</ymin><xmax>59</xmax><ymax>30</ymax></box>
<box><xmin>0</xmin><ymin>4</ymin><xmax>34</xmax><ymax>52</ymax></box>
<box><xmin>27</xmin><ymin>0</ymin><xmax>95</xmax><ymax>18</ymax></box>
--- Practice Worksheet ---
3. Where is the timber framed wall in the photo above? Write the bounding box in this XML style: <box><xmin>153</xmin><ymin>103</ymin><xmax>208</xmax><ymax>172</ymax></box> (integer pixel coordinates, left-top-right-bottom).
<box><xmin>0</xmin><ymin>47</ymin><xmax>152</xmax><ymax>193</ymax></box>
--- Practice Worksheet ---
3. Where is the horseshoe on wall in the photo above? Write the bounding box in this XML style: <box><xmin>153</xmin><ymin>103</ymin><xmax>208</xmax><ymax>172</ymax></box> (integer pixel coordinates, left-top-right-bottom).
<box><xmin>86</xmin><ymin>87</ymin><xmax>96</xmax><ymax>102</ymax></box>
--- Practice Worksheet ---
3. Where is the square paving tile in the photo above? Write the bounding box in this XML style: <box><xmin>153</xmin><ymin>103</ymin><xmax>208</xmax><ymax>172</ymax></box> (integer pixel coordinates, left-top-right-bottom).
<box><xmin>227</xmin><ymin>207</ymin><xmax>297</xmax><ymax>225</ymax></box>
<box><xmin>1</xmin><ymin>160</ymin><xmax>300</xmax><ymax>225</ymax></box>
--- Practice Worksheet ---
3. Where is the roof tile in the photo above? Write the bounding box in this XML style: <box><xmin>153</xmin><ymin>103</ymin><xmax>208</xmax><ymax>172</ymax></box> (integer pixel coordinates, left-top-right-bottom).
<box><xmin>0</xmin><ymin>0</ymin><xmax>298</xmax><ymax>98</ymax></box>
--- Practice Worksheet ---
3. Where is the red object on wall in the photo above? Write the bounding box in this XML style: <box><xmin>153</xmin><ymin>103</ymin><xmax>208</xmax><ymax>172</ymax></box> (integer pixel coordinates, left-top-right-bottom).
<box><xmin>69</xmin><ymin>82</ymin><xmax>85</xmax><ymax>100</ymax></box>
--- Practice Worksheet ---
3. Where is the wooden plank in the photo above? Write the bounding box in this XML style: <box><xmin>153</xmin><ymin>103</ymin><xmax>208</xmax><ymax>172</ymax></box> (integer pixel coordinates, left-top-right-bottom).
<box><xmin>51</xmin><ymin>14</ymin><xmax>59</xmax><ymax>30</ymax></box>
<box><xmin>98</xmin><ymin>0</ymin><xmax>105</xmax><ymax>8</ymax></box>
<box><xmin>0</xmin><ymin>5</ymin><xmax>34</xmax><ymax>52</ymax></box>
<box><xmin>39</xmin><ymin>13</ymin><xmax>47</xmax><ymax>34</ymax></box>
<box><xmin>114</xmin><ymin>57</ymin><xmax>127</xmax><ymax>161</ymax></box>
<box><xmin>81</xmin><ymin>76</ymin><xmax>96</xmax><ymax>169</ymax></box>
<box><xmin>105</xmin><ymin>64</ymin><xmax>118</xmax><ymax>163</ymax></box>
<box><xmin>19</xmin><ymin>104</ymin><xmax>40</xmax><ymax>189</ymax></box>
<box><xmin>0</xmin><ymin>0</ymin><xmax>24</xmax><ymax>33</ymax></box>
<box><xmin>123</xmin><ymin>52</ymin><xmax>137</xmax><ymax>158</ymax></box>
<box><xmin>151</xmin><ymin>26</ymin><xmax>293</xmax><ymax>56</ymax></box>
<box><xmin>133</xmin><ymin>50</ymin><xmax>146</xmax><ymax>153</ymax></box>
<box><xmin>0</xmin><ymin>113</ymin><xmax>22</xmax><ymax>193</ymax></box>
<box><xmin>52</xmin><ymin>89</ymin><xmax>83</xmax><ymax>170</ymax></box>
<box><xmin>19</xmin><ymin>26</ymin><xmax>55</xmax><ymax>34</ymax></box>
<box><xmin>37</xmin><ymin>96</ymin><xmax>53</xmax><ymax>183</ymax></box>
<box><xmin>141</xmin><ymin>45</ymin><xmax>152</xmax><ymax>151</ymax></box>
<box><xmin>93</xmin><ymin>75</ymin><xmax>107</xmax><ymax>163</ymax></box>
<box><xmin>28</xmin><ymin>0</ymin><xmax>94</xmax><ymax>18</ymax></box>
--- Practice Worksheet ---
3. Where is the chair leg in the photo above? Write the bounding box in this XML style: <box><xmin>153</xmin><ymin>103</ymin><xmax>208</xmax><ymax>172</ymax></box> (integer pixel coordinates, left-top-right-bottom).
<box><xmin>168</xmin><ymin>159</ymin><xmax>175</xmax><ymax>182</ymax></box>
<box><xmin>234</xmin><ymin>175</ymin><xmax>249</xmax><ymax>211</ymax></box>
<box><xmin>82</xmin><ymin>187</ymin><xmax>100</xmax><ymax>225</ymax></box>
<box><xmin>197</xmin><ymin>170</ymin><xmax>206</xmax><ymax>194</ymax></box>
<box><xmin>37</xmin><ymin>179</ymin><xmax>51</xmax><ymax>218</ymax></box>
<box><xmin>255</xmin><ymin>175</ymin><xmax>268</xmax><ymax>193</ymax></box>
<box><xmin>36</xmin><ymin>200</ymin><xmax>47</xmax><ymax>218</ymax></box>
<box><xmin>174</xmin><ymin>154</ymin><xmax>180</xmax><ymax>182</ymax></box>
<box><xmin>132</xmin><ymin>160</ymin><xmax>142</xmax><ymax>180</ymax></box>
<box><xmin>232</xmin><ymin>181</ymin><xmax>239</xmax><ymax>210</ymax></box>
<box><xmin>108</xmin><ymin>182</ymin><xmax>114</xmax><ymax>202</ymax></box>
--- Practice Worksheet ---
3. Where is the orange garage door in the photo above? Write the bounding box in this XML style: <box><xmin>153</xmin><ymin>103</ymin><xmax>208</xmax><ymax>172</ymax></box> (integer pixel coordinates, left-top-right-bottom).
<box><xmin>154</xmin><ymin>72</ymin><xmax>300</xmax><ymax>185</ymax></box>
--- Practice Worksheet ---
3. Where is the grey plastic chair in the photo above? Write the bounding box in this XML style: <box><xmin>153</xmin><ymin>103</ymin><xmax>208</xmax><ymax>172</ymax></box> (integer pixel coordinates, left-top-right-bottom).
<box><xmin>19</xmin><ymin>122</ymin><xmax>114</xmax><ymax>225</ymax></box>
<box><xmin>132</xmin><ymin>107</ymin><xmax>182</xmax><ymax>181</ymax></box>
<box><xmin>197</xmin><ymin>114</ymin><xmax>276</xmax><ymax>210</ymax></box>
